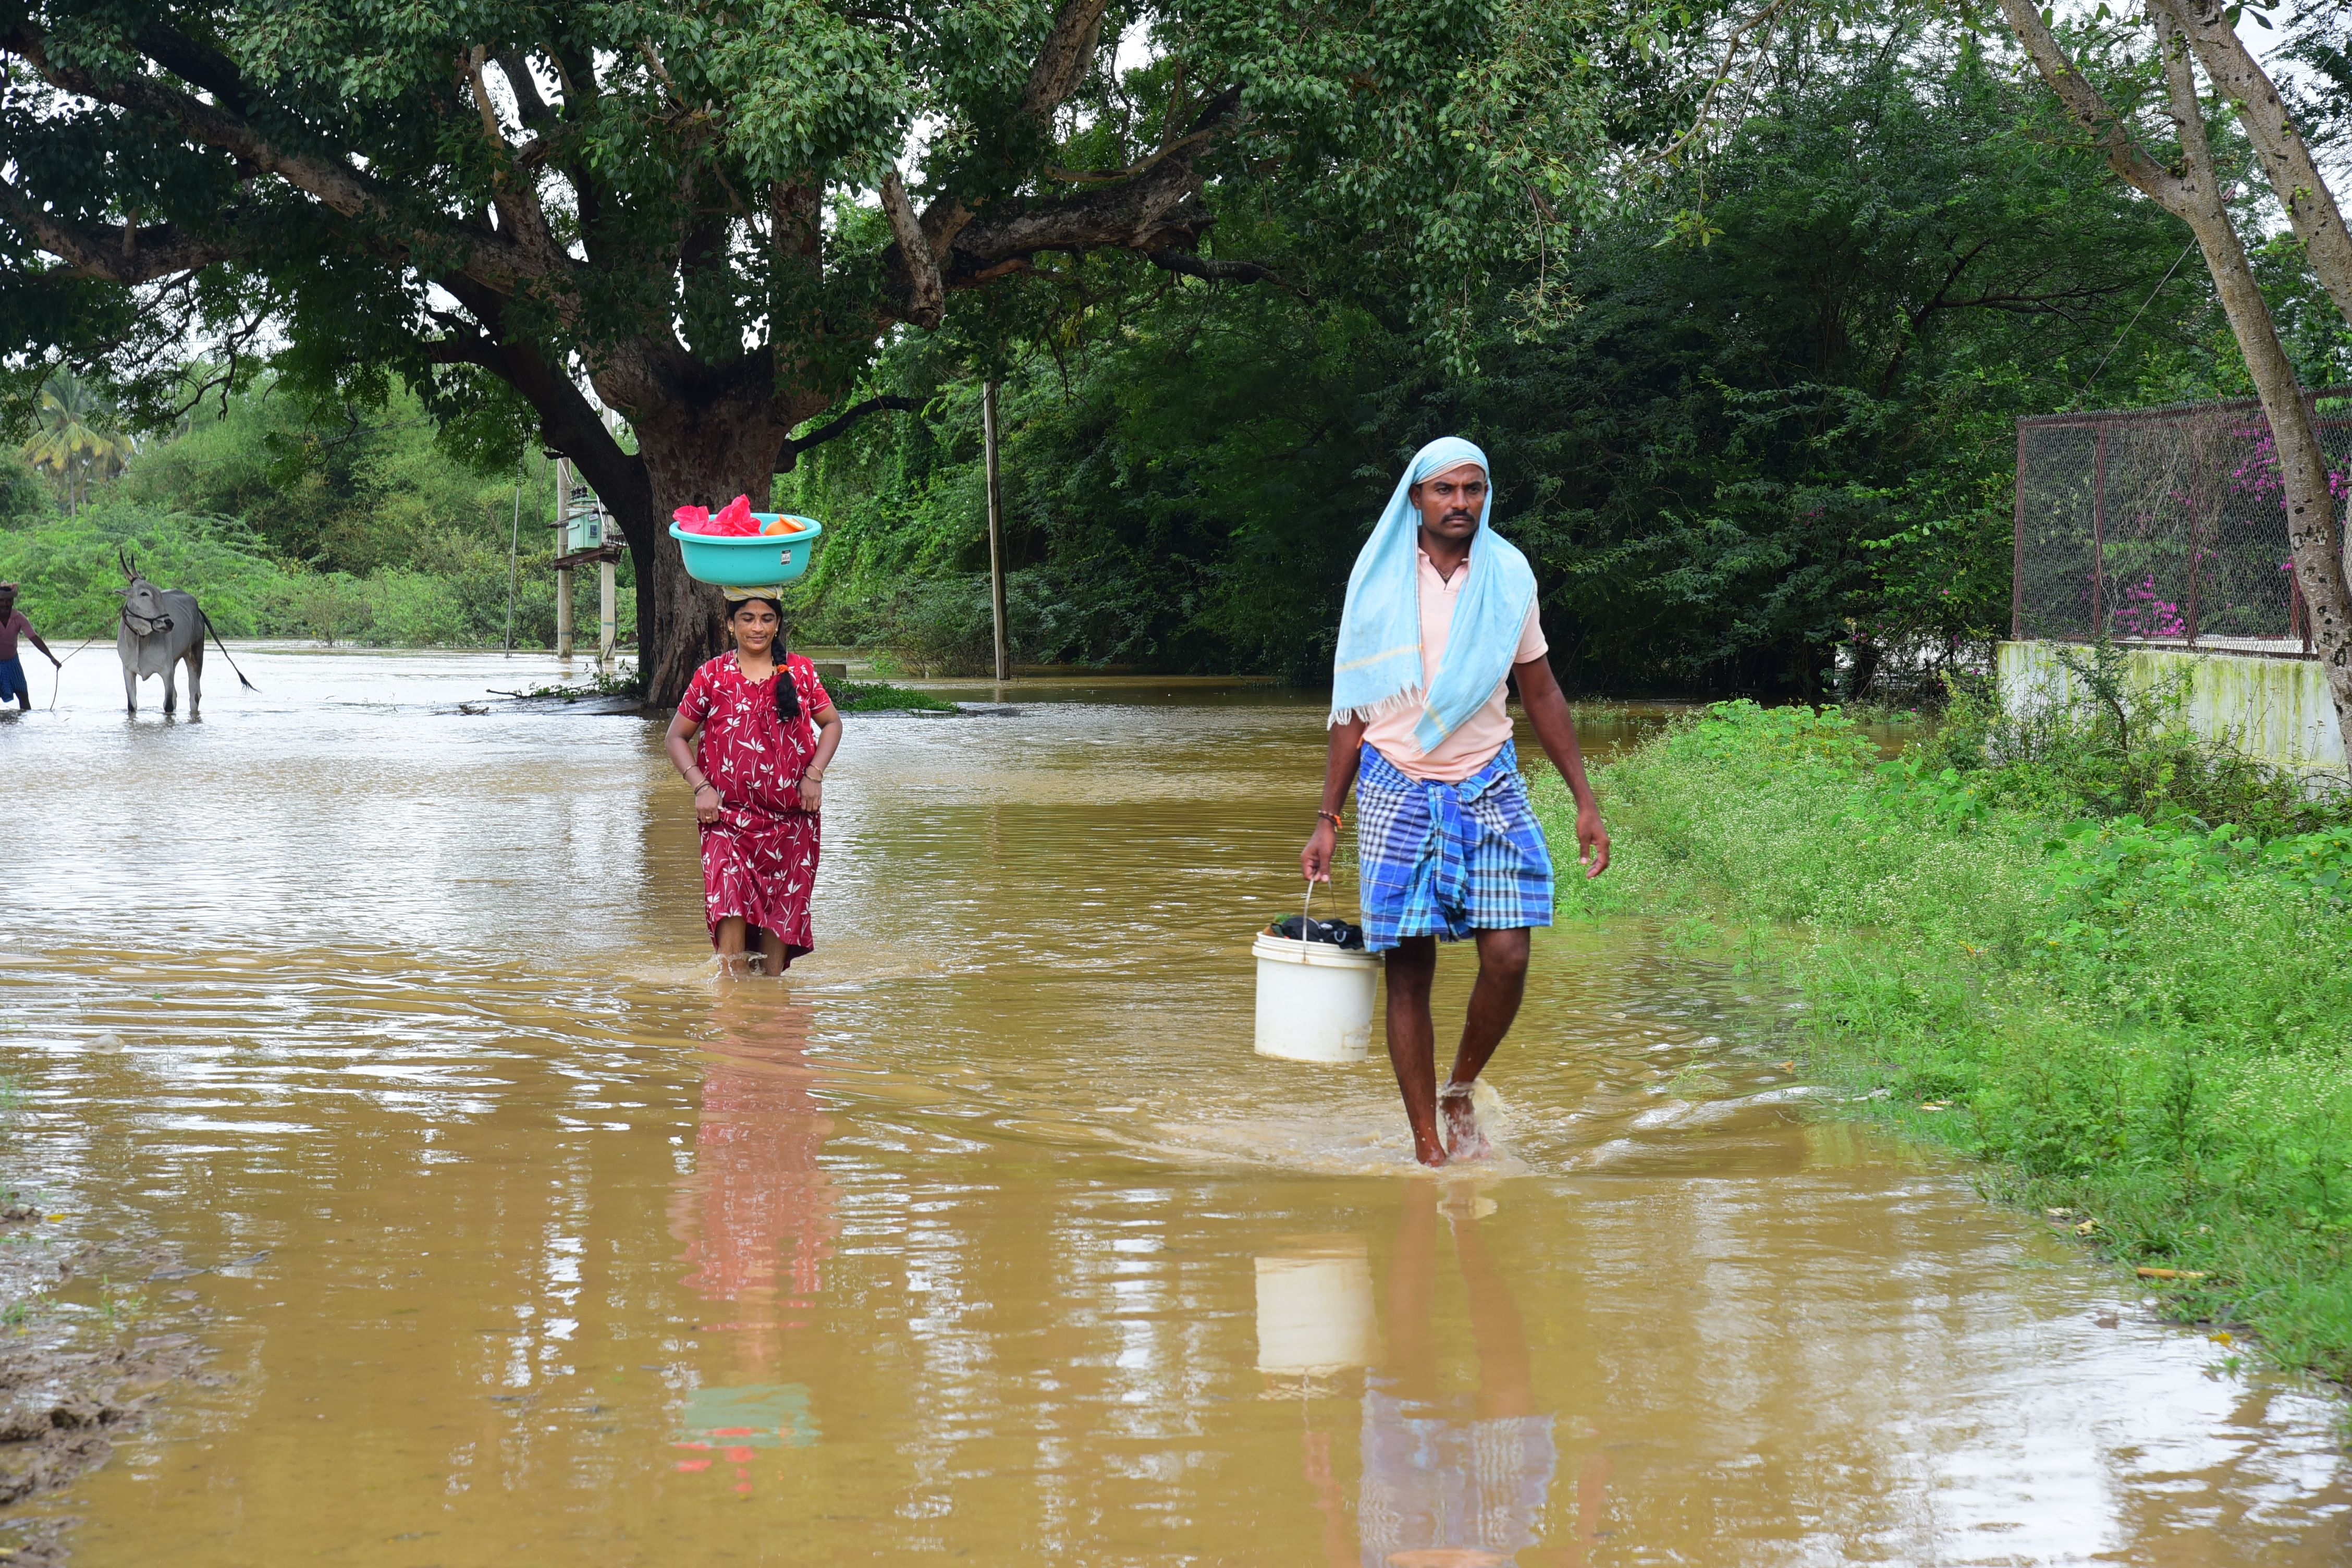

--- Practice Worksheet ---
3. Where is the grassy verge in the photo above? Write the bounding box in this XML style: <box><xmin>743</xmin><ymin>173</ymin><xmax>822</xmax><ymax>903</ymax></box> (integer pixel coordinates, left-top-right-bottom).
<box><xmin>1530</xmin><ymin>699</ymin><xmax>2352</xmax><ymax>1380</ymax></box>
<box><xmin>828</xmin><ymin>680</ymin><xmax>958</xmax><ymax>713</ymax></box>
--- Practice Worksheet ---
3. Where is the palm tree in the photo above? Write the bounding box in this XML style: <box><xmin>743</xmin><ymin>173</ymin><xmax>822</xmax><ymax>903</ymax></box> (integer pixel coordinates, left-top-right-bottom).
<box><xmin>20</xmin><ymin>373</ymin><xmax>135</xmax><ymax>514</ymax></box>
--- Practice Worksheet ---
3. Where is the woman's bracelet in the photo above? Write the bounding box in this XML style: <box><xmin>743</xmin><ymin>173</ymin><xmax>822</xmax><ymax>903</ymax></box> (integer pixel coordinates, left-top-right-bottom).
<box><xmin>1316</xmin><ymin>809</ymin><xmax>1343</xmax><ymax>830</ymax></box>
<box><xmin>690</xmin><ymin>778</ymin><xmax>713</xmax><ymax>793</ymax></box>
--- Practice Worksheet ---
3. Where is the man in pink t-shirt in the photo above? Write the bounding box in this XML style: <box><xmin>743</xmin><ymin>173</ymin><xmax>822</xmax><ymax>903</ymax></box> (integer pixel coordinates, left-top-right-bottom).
<box><xmin>1302</xmin><ymin>445</ymin><xmax>1609</xmax><ymax>1168</ymax></box>
<box><xmin>0</xmin><ymin>582</ymin><xmax>58</xmax><ymax>712</ymax></box>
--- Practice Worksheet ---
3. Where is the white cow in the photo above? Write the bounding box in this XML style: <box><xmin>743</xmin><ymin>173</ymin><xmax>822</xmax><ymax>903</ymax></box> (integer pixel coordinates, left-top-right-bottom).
<box><xmin>115</xmin><ymin>551</ymin><xmax>207</xmax><ymax>717</ymax></box>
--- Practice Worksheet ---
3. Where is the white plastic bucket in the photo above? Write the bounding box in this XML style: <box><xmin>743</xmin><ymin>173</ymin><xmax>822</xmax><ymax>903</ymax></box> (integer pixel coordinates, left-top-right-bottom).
<box><xmin>1252</xmin><ymin>932</ymin><xmax>1380</xmax><ymax>1063</ymax></box>
<box><xmin>1255</xmin><ymin>1242</ymin><xmax>1378</xmax><ymax>1375</ymax></box>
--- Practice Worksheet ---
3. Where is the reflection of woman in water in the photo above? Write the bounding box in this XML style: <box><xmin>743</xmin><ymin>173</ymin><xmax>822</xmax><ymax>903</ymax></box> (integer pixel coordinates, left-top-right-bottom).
<box><xmin>1306</xmin><ymin>1187</ymin><xmax>1609</xmax><ymax>1567</ymax></box>
<box><xmin>670</xmin><ymin>988</ymin><xmax>842</xmax><ymax>1361</ymax></box>
<box><xmin>666</xmin><ymin>988</ymin><xmax>841</xmax><ymax>1492</ymax></box>
<box><xmin>663</xmin><ymin>591</ymin><xmax>842</xmax><ymax>974</ymax></box>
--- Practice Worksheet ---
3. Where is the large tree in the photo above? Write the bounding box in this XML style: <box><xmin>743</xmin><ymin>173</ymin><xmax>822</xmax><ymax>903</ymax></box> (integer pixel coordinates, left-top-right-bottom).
<box><xmin>1993</xmin><ymin>0</ymin><xmax>2352</xmax><ymax>758</ymax></box>
<box><xmin>0</xmin><ymin>0</ymin><xmax>1637</xmax><ymax>700</ymax></box>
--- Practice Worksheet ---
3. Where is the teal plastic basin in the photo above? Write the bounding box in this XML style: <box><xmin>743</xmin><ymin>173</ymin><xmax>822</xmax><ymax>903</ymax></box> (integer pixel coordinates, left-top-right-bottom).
<box><xmin>669</xmin><ymin>516</ymin><xmax>824</xmax><ymax>587</ymax></box>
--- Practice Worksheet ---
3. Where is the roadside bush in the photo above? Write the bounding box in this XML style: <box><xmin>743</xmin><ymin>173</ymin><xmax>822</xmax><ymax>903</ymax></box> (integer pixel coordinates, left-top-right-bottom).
<box><xmin>1535</xmin><ymin>700</ymin><xmax>2352</xmax><ymax>1378</ymax></box>
<box><xmin>1918</xmin><ymin>640</ymin><xmax>2349</xmax><ymax>836</ymax></box>
<box><xmin>0</xmin><ymin>503</ymin><xmax>290</xmax><ymax>635</ymax></box>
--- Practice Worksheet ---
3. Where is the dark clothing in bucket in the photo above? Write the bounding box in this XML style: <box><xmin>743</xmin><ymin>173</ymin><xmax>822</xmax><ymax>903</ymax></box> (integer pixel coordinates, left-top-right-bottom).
<box><xmin>1269</xmin><ymin>915</ymin><xmax>1367</xmax><ymax>950</ymax></box>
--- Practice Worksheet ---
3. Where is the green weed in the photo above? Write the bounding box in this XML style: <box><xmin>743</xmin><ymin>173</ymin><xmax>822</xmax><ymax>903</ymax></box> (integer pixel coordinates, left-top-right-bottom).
<box><xmin>496</xmin><ymin>664</ymin><xmax>645</xmax><ymax>703</ymax></box>
<box><xmin>1534</xmin><ymin>698</ymin><xmax>2352</xmax><ymax>1380</ymax></box>
<box><xmin>828</xmin><ymin>680</ymin><xmax>958</xmax><ymax>714</ymax></box>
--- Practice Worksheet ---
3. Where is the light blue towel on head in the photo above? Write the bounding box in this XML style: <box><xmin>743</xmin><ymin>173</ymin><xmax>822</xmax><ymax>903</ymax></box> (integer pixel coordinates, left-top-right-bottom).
<box><xmin>1329</xmin><ymin>436</ymin><xmax>1537</xmax><ymax>752</ymax></box>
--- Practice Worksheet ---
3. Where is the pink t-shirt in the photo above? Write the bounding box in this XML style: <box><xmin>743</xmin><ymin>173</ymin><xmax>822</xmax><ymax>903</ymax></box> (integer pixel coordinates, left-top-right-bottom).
<box><xmin>1361</xmin><ymin>547</ymin><xmax>1547</xmax><ymax>782</ymax></box>
<box><xmin>0</xmin><ymin>609</ymin><xmax>28</xmax><ymax>662</ymax></box>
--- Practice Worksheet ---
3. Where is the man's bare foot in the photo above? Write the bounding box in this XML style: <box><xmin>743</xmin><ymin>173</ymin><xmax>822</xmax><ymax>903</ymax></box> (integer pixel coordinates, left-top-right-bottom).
<box><xmin>1440</xmin><ymin>1083</ymin><xmax>1491</xmax><ymax>1161</ymax></box>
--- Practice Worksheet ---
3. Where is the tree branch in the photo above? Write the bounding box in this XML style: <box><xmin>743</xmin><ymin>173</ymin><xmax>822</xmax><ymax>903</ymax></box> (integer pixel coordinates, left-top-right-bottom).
<box><xmin>433</xmin><ymin>276</ymin><xmax>650</xmax><ymax>534</ymax></box>
<box><xmin>776</xmin><ymin>395</ymin><xmax>921</xmax><ymax>472</ymax></box>
<box><xmin>0</xmin><ymin>177</ymin><xmax>243</xmax><ymax>283</ymax></box>
<box><xmin>1044</xmin><ymin>127</ymin><xmax>1221</xmax><ymax>184</ymax></box>
<box><xmin>132</xmin><ymin>20</ymin><xmax>259</xmax><ymax>119</ymax></box>
<box><xmin>3</xmin><ymin>21</ymin><xmax>543</xmax><ymax>287</ymax></box>
<box><xmin>2156</xmin><ymin>0</ymin><xmax>2352</xmax><ymax>327</ymax></box>
<box><xmin>939</xmin><ymin>153</ymin><xmax>1212</xmax><ymax>291</ymax></box>
<box><xmin>1992</xmin><ymin>0</ymin><xmax>2196</xmax><ymax>210</ymax></box>
<box><xmin>901</xmin><ymin>0</ymin><xmax>1123</xmax><ymax>300</ymax></box>
<box><xmin>880</xmin><ymin>171</ymin><xmax>945</xmax><ymax>329</ymax></box>
<box><xmin>1642</xmin><ymin>0</ymin><xmax>1801</xmax><ymax>168</ymax></box>
<box><xmin>495</xmin><ymin>49</ymin><xmax>555</xmax><ymax>129</ymax></box>
<box><xmin>1146</xmin><ymin>247</ymin><xmax>1306</xmax><ymax>297</ymax></box>
<box><xmin>1020</xmin><ymin>0</ymin><xmax>1111</xmax><ymax>123</ymax></box>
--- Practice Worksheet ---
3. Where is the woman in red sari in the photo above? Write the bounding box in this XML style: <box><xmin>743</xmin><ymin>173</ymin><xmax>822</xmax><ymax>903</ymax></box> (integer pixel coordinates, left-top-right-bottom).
<box><xmin>664</xmin><ymin>591</ymin><xmax>843</xmax><ymax>974</ymax></box>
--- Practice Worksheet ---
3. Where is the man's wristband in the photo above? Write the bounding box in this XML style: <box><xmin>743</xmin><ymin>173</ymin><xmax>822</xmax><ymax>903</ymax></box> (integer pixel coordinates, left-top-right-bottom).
<box><xmin>1316</xmin><ymin>809</ymin><xmax>1343</xmax><ymax>830</ymax></box>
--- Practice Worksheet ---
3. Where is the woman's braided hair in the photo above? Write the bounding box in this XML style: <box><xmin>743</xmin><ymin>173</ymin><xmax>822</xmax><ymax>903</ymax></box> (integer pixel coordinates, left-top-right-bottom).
<box><xmin>728</xmin><ymin>596</ymin><xmax>800</xmax><ymax>721</ymax></box>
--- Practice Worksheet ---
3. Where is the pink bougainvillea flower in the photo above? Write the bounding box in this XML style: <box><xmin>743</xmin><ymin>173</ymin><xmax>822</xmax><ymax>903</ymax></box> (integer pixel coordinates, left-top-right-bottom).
<box><xmin>673</xmin><ymin>505</ymin><xmax>713</xmax><ymax>532</ymax></box>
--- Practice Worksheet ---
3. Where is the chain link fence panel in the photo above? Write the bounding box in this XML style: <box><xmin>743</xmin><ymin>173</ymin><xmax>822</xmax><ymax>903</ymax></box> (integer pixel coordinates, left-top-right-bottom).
<box><xmin>2015</xmin><ymin>396</ymin><xmax>2352</xmax><ymax>657</ymax></box>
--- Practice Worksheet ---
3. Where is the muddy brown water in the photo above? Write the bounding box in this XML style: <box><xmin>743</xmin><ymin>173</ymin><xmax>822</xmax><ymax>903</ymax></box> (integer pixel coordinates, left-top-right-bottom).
<box><xmin>3</xmin><ymin>649</ymin><xmax>2348</xmax><ymax>1565</ymax></box>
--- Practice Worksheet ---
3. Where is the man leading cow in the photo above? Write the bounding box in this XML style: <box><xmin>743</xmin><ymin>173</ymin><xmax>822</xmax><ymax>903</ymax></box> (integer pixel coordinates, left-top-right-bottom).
<box><xmin>1302</xmin><ymin>437</ymin><xmax>1610</xmax><ymax>1168</ymax></box>
<box><xmin>0</xmin><ymin>582</ymin><xmax>59</xmax><ymax>712</ymax></box>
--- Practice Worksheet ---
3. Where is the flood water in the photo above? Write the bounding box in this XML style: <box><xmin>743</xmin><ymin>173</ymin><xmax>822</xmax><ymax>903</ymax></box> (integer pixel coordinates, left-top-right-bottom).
<box><xmin>3</xmin><ymin>649</ymin><xmax>2349</xmax><ymax>1565</ymax></box>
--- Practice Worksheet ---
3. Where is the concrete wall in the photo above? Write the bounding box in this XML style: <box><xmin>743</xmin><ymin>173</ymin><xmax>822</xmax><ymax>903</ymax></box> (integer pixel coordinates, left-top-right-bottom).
<box><xmin>1996</xmin><ymin>640</ymin><xmax>2346</xmax><ymax>772</ymax></box>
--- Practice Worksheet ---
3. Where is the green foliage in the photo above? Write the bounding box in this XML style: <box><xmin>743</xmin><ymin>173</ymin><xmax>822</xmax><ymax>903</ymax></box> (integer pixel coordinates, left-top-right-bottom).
<box><xmin>789</xmin><ymin>18</ymin><xmax>2215</xmax><ymax>691</ymax></box>
<box><xmin>0</xmin><ymin>376</ymin><xmax>639</xmax><ymax>650</ymax></box>
<box><xmin>0</xmin><ymin>501</ymin><xmax>286</xmax><ymax>636</ymax></box>
<box><xmin>1535</xmin><ymin>700</ymin><xmax>2352</xmax><ymax>1378</ymax></box>
<box><xmin>500</xmin><ymin>666</ymin><xmax>647</xmax><ymax>703</ymax></box>
<box><xmin>0</xmin><ymin>450</ymin><xmax>52</xmax><ymax>529</ymax></box>
<box><xmin>0</xmin><ymin>371</ymin><xmax>642</xmax><ymax>649</ymax></box>
<box><xmin>121</xmin><ymin>379</ymin><xmax>546</xmax><ymax>576</ymax></box>
<box><xmin>19</xmin><ymin>372</ymin><xmax>134</xmax><ymax>513</ymax></box>
<box><xmin>1918</xmin><ymin>642</ymin><xmax>2350</xmax><ymax>837</ymax></box>
<box><xmin>828</xmin><ymin>680</ymin><xmax>959</xmax><ymax>713</ymax></box>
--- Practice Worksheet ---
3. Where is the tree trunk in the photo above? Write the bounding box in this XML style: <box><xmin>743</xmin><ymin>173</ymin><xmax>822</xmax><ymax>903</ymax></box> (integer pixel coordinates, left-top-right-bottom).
<box><xmin>1996</xmin><ymin>0</ymin><xmax>2352</xmax><ymax>766</ymax></box>
<box><xmin>2146</xmin><ymin>22</ymin><xmax>2352</xmax><ymax>769</ymax></box>
<box><xmin>2157</xmin><ymin>0</ymin><xmax>2352</xmax><ymax>328</ymax></box>
<box><xmin>624</xmin><ymin>410</ymin><xmax>792</xmax><ymax>708</ymax></box>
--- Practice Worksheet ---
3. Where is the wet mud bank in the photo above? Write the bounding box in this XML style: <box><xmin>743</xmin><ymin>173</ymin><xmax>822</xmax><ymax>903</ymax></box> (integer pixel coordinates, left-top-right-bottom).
<box><xmin>0</xmin><ymin>1219</ymin><xmax>220</xmax><ymax>1564</ymax></box>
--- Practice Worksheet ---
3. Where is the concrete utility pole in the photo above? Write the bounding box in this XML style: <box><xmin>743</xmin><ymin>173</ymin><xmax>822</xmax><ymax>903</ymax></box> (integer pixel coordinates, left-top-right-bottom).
<box><xmin>599</xmin><ymin>550</ymin><xmax>617</xmax><ymax>667</ymax></box>
<box><xmin>982</xmin><ymin>379</ymin><xmax>1010</xmax><ymax>684</ymax></box>
<box><xmin>553</xmin><ymin>457</ymin><xmax>575</xmax><ymax>659</ymax></box>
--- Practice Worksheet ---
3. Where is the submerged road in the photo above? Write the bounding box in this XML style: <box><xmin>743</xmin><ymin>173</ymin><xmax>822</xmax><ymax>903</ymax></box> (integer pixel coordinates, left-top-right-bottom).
<box><xmin>1</xmin><ymin>648</ymin><xmax>2346</xmax><ymax>1565</ymax></box>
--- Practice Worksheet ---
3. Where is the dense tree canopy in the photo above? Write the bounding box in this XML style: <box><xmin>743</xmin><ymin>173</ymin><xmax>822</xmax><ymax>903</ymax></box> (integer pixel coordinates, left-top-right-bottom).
<box><xmin>0</xmin><ymin>0</ymin><xmax>1689</xmax><ymax>699</ymax></box>
<box><xmin>786</xmin><ymin>18</ymin><xmax>2271</xmax><ymax>694</ymax></box>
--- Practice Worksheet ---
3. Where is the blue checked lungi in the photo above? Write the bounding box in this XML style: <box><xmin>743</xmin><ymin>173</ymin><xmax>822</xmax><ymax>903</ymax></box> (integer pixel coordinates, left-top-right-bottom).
<box><xmin>1354</xmin><ymin>740</ymin><xmax>1554</xmax><ymax>952</ymax></box>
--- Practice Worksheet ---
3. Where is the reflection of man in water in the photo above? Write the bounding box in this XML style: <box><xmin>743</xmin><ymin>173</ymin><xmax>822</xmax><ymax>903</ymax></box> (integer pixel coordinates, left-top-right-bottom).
<box><xmin>1356</xmin><ymin>1185</ymin><xmax>1555</xmax><ymax>1568</ymax></box>
<box><xmin>1304</xmin><ymin>1186</ymin><xmax>1610</xmax><ymax>1567</ymax></box>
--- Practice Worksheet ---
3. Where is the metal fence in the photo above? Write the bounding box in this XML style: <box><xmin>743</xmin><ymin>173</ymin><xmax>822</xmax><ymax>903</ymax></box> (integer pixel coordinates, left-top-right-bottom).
<box><xmin>2014</xmin><ymin>395</ymin><xmax>2352</xmax><ymax>657</ymax></box>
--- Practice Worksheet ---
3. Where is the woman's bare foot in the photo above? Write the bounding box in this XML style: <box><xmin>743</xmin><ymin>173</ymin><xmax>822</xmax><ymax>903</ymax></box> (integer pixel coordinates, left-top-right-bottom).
<box><xmin>1440</xmin><ymin>1083</ymin><xmax>1491</xmax><ymax>1161</ymax></box>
